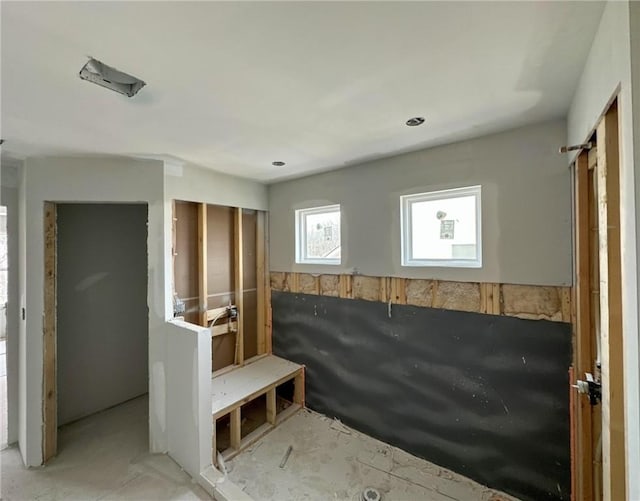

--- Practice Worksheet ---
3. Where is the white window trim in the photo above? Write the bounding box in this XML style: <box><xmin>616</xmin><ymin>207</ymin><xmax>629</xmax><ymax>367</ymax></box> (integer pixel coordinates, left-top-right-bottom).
<box><xmin>401</xmin><ymin>185</ymin><xmax>482</xmax><ymax>268</ymax></box>
<box><xmin>295</xmin><ymin>204</ymin><xmax>341</xmax><ymax>265</ymax></box>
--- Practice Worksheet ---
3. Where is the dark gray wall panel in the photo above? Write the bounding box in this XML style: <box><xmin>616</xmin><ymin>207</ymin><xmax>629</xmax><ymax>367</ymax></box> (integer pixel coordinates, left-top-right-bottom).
<box><xmin>57</xmin><ymin>204</ymin><xmax>148</xmax><ymax>425</ymax></box>
<box><xmin>272</xmin><ymin>292</ymin><xmax>572</xmax><ymax>501</ymax></box>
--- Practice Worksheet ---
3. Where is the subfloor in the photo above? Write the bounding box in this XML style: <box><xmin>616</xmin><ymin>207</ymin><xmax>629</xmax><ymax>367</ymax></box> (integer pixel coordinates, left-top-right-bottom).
<box><xmin>0</xmin><ymin>395</ymin><xmax>209</xmax><ymax>501</ymax></box>
<box><xmin>227</xmin><ymin>409</ymin><xmax>519</xmax><ymax>501</ymax></box>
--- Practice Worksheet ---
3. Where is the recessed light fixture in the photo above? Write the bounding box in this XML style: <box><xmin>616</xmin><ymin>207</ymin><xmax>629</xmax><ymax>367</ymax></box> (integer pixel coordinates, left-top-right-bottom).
<box><xmin>406</xmin><ymin>117</ymin><xmax>425</xmax><ymax>127</ymax></box>
<box><xmin>79</xmin><ymin>57</ymin><xmax>146</xmax><ymax>97</ymax></box>
<box><xmin>272</xmin><ymin>161</ymin><xmax>286</xmax><ymax>166</ymax></box>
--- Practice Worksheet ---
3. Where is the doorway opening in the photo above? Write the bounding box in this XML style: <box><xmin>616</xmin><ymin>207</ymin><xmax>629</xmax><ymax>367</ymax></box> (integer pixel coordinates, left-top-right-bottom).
<box><xmin>43</xmin><ymin>203</ymin><xmax>149</xmax><ymax>461</ymax></box>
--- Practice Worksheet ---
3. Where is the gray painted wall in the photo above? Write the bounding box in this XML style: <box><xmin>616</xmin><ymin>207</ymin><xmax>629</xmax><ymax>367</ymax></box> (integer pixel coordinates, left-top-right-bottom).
<box><xmin>57</xmin><ymin>204</ymin><xmax>148</xmax><ymax>425</ymax></box>
<box><xmin>269</xmin><ymin>119</ymin><xmax>571</xmax><ymax>286</ymax></box>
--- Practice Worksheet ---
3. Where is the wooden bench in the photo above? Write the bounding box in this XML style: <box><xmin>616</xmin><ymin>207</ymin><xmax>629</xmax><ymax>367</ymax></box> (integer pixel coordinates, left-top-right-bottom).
<box><xmin>212</xmin><ymin>355</ymin><xmax>305</xmax><ymax>462</ymax></box>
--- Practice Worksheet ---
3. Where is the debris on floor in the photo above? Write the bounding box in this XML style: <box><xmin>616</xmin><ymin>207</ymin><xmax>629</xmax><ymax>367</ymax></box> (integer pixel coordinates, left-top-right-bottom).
<box><xmin>228</xmin><ymin>408</ymin><xmax>520</xmax><ymax>501</ymax></box>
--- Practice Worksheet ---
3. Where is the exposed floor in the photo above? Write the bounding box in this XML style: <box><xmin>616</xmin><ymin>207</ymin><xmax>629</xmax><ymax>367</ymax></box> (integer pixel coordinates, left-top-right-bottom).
<box><xmin>227</xmin><ymin>409</ymin><xmax>519</xmax><ymax>501</ymax></box>
<box><xmin>0</xmin><ymin>395</ymin><xmax>209</xmax><ymax>501</ymax></box>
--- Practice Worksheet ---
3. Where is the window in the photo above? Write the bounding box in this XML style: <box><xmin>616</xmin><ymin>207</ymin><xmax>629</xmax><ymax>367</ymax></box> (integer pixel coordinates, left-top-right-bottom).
<box><xmin>295</xmin><ymin>204</ymin><xmax>341</xmax><ymax>265</ymax></box>
<box><xmin>401</xmin><ymin>185</ymin><xmax>481</xmax><ymax>267</ymax></box>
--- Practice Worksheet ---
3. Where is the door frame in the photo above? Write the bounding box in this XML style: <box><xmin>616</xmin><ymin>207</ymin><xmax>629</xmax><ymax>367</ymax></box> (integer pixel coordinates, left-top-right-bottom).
<box><xmin>572</xmin><ymin>98</ymin><xmax>626</xmax><ymax>501</ymax></box>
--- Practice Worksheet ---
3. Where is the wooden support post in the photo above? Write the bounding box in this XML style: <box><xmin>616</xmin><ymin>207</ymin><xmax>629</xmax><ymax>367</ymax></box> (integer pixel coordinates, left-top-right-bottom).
<box><xmin>212</xmin><ymin>418</ymin><xmax>218</xmax><ymax>465</ymax></box>
<box><xmin>289</xmin><ymin>272</ymin><xmax>299</xmax><ymax>293</ymax></box>
<box><xmin>596</xmin><ymin>103</ymin><xmax>625</xmax><ymax>501</ymax></box>
<box><xmin>171</xmin><ymin>200</ymin><xmax>178</xmax><ymax>301</ymax></box>
<box><xmin>256</xmin><ymin>211</ymin><xmax>266</xmax><ymax>355</ymax></box>
<box><xmin>266</xmin><ymin>388</ymin><xmax>277</xmax><ymax>425</ymax></box>
<box><xmin>491</xmin><ymin>283</ymin><xmax>501</xmax><ymax>315</ymax></box>
<box><xmin>197</xmin><ymin>203</ymin><xmax>208</xmax><ymax>327</ymax></box>
<box><xmin>230</xmin><ymin>408</ymin><xmax>242</xmax><ymax>450</ymax></box>
<box><xmin>293</xmin><ymin>370</ymin><xmax>305</xmax><ymax>407</ymax></box>
<box><xmin>234</xmin><ymin>208</ymin><xmax>245</xmax><ymax>365</ymax></box>
<box><xmin>43</xmin><ymin>202</ymin><xmax>57</xmax><ymax>462</ymax></box>
<box><xmin>573</xmin><ymin>150</ymin><xmax>594</xmax><ymax>501</ymax></box>
<box><xmin>390</xmin><ymin>277</ymin><xmax>406</xmax><ymax>304</ymax></box>
<box><xmin>339</xmin><ymin>274</ymin><xmax>352</xmax><ymax>299</ymax></box>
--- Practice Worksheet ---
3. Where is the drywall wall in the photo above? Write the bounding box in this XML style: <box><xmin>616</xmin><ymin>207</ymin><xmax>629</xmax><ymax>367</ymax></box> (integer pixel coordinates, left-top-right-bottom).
<box><xmin>1</xmin><ymin>162</ymin><xmax>20</xmax><ymax>445</ymax></box>
<box><xmin>273</xmin><ymin>292</ymin><xmax>572</xmax><ymax>501</ymax></box>
<box><xmin>56</xmin><ymin>204</ymin><xmax>148</xmax><ymax>425</ymax></box>
<box><xmin>20</xmin><ymin>156</ymin><xmax>166</xmax><ymax>467</ymax></box>
<box><xmin>567</xmin><ymin>2</ymin><xmax>640</xmax><ymax>497</ymax></box>
<box><xmin>165</xmin><ymin>162</ymin><xmax>268</xmax><ymax>212</ymax></box>
<box><xmin>269</xmin><ymin>119</ymin><xmax>570</xmax><ymax>286</ymax></box>
<box><xmin>166</xmin><ymin>319</ymin><xmax>212</xmax><ymax>481</ymax></box>
<box><xmin>18</xmin><ymin>155</ymin><xmax>268</xmax><ymax>467</ymax></box>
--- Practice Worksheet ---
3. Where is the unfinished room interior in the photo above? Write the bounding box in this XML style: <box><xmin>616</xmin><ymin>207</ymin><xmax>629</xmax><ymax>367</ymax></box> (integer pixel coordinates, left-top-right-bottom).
<box><xmin>1</xmin><ymin>1</ymin><xmax>640</xmax><ymax>500</ymax></box>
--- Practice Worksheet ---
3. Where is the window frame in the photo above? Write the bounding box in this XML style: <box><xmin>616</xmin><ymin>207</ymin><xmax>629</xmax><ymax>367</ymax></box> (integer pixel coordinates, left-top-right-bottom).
<box><xmin>295</xmin><ymin>204</ymin><xmax>342</xmax><ymax>265</ymax></box>
<box><xmin>401</xmin><ymin>185</ymin><xmax>482</xmax><ymax>268</ymax></box>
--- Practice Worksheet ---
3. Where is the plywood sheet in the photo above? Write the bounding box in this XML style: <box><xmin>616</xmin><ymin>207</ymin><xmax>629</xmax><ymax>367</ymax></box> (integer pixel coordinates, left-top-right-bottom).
<box><xmin>433</xmin><ymin>281</ymin><xmax>481</xmax><ymax>313</ymax></box>
<box><xmin>405</xmin><ymin>279</ymin><xmax>434</xmax><ymax>307</ymax></box>
<box><xmin>242</xmin><ymin>210</ymin><xmax>257</xmax><ymax>290</ymax></box>
<box><xmin>353</xmin><ymin>276</ymin><xmax>381</xmax><ymax>302</ymax></box>
<box><xmin>207</xmin><ymin>204</ymin><xmax>234</xmax><ymax>309</ymax></box>
<box><xmin>502</xmin><ymin>284</ymin><xmax>563</xmax><ymax>321</ymax></box>
<box><xmin>319</xmin><ymin>275</ymin><xmax>340</xmax><ymax>297</ymax></box>
<box><xmin>174</xmin><ymin>201</ymin><xmax>198</xmax><ymax>300</ymax></box>
<box><xmin>213</xmin><ymin>333</ymin><xmax>236</xmax><ymax>371</ymax></box>
<box><xmin>243</xmin><ymin>290</ymin><xmax>258</xmax><ymax>360</ymax></box>
<box><xmin>298</xmin><ymin>273</ymin><xmax>319</xmax><ymax>294</ymax></box>
<box><xmin>211</xmin><ymin>355</ymin><xmax>302</xmax><ymax>417</ymax></box>
<box><xmin>270</xmin><ymin>272</ymin><xmax>287</xmax><ymax>292</ymax></box>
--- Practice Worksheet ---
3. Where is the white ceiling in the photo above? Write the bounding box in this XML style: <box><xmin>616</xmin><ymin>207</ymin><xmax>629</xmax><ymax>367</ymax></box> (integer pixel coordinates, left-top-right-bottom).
<box><xmin>1</xmin><ymin>2</ymin><xmax>604</xmax><ymax>183</ymax></box>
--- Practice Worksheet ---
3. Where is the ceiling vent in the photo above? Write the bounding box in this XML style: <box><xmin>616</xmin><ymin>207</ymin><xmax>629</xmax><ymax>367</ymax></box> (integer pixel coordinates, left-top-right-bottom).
<box><xmin>79</xmin><ymin>58</ymin><xmax>146</xmax><ymax>98</ymax></box>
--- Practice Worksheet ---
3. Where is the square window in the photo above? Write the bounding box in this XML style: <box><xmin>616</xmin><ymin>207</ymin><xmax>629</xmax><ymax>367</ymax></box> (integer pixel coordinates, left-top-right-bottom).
<box><xmin>401</xmin><ymin>186</ymin><xmax>481</xmax><ymax>268</ymax></box>
<box><xmin>295</xmin><ymin>205</ymin><xmax>341</xmax><ymax>265</ymax></box>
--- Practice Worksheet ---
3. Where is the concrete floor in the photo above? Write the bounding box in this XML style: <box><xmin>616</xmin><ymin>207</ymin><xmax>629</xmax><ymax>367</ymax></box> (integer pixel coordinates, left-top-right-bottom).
<box><xmin>227</xmin><ymin>409</ymin><xmax>519</xmax><ymax>501</ymax></box>
<box><xmin>0</xmin><ymin>395</ymin><xmax>209</xmax><ymax>501</ymax></box>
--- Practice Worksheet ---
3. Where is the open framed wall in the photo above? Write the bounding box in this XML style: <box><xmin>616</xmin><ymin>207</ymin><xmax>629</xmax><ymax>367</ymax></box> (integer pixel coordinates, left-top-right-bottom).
<box><xmin>172</xmin><ymin>201</ymin><xmax>270</xmax><ymax>371</ymax></box>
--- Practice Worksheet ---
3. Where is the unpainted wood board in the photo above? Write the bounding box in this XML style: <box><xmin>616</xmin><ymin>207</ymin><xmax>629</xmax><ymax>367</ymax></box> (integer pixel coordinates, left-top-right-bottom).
<box><xmin>596</xmin><ymin>103</ymin><xmax>625</xmax><ymax>501</ymax></box>
<box><xmin>213</xmin><ymin>334</ymin><xmax>236</xmax><ymax>372</ymax></box>
<box><xmin>405</xmin><ymin>279</ymin><xmax>434</xmax><ymax>307</ymax></box>
<box><xmin>320</xmin><ymin>274</ymin><xmax>340</xmax><ymax>297</ymax></box>
<box><xmin>502</xmin><ymin>284</ymin><xmax>563</xmax><ymax>321</ymax></box>
<box><xmin>43</xmin><ymin>201</ymin><xmax>57</xmax><ymax>462</ymax></box>
<box><xmin>243</xmin><ymin>290</ymin><xmax>258</xmax><ymax>360</ymax></box>
<box><xmin>174</xmin><ymin>201</ymin><xmax>198</xmax><ymax>299</ymax></box>
<box><xmin>298</xmin><ymin>273</ymin><xmax>319</xmax><ymax>295</ymax></box>
<box><xmin>211</xmin><ymin>355</ymin><xmax>303</xmax><ymax>416</ymax></box>
<box><xmin>352</xmin><ymin>275</ymin><xmax>381</xmax><ymax>302</ymax></box>
<box><xmin>256</xmin><ymin>211</ymin><xmax>267</xmax><ymax>356</ymax></box>
<box><xmin>573</xmin><ymin>151</ymin><xmax>595</xmax><ymax>501</ymax></box>
<box><xmin>432</xmin><ymin>281</ymin><xmax>480</xmax><ymax>313</ymax></box>
<box><xmin>206</xmin><ymin>204</ymin><xmax>235</xmax><ymax>303</ymax></box>
<box><xmin>270</xmin><ymin>272</ymin><xmax>288</xmax><ymax>292</ymax></box>
<box><xmin>242</xmin><ymin>210</ymin><xmax>257</xmax><ymax>290</ymax></box>
<box><xmin>198</xmin><ymin>203</ymin><xmax>208</xmax><ymax>326</ymax></box>
<box><xmin>234</xmin><ymin>208</ymin><xmax>245</xmax><ymax>365</ymax></box>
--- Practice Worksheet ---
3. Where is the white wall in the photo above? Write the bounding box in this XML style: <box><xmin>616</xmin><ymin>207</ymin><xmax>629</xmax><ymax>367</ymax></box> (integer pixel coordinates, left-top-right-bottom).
<box><xmin>567</xmin><ymin>2</ymin><xmax>639</xmax><ymax>498</ymax></box>
<box><xmin>165</xmin><ymin>320</ymin><xmax>212</xmax><ymax>480</ymax></box>
<box><xmin>20</xmin><ymin>156</ymin><xmax>166</xmax><ymax>466</ymax></box>
<box><xmin>17</xmin><ymin>155</ymin><xmax>267</xmax><ymax>468</ymax></box>
<box><xmin>1</xmin><ymin>162</ymin><xmax>20</xmax><ymax>445</ymax></box>
<box><xmin>165</xmin><ymin>162</ymin><xmax>268</xmax><ymax>211</ymax></box>
<box><xmin>269</xmin><ymin>119</ymin><xmax>570</xmax><ymax>286</ymax></box>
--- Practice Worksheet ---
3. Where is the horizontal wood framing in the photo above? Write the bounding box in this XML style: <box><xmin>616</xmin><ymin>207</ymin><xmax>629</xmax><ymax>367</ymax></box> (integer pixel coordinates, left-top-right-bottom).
<box><xmin>270</xmin><ymin>272</ymin><xmax>571</xmax><ymax>323</ymax></box>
